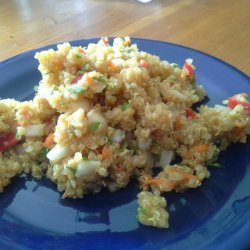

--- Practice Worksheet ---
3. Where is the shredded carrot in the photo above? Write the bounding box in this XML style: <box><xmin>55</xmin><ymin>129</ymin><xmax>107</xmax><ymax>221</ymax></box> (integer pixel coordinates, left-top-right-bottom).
<box><xmin>86</xmin><ymin>76</ymin><xmax>93</xmax><ymax>85</ymax></box>
<box><xmin>52</xmin><ymin>58</ymin><xmax>64</xmax><ymax>66</ymax></box>
<box><xmin>43</xmin><ymin>133</ymin><xmax>55</xmax><ymax>148</ymax></box>
<box><xmin>143</xmin><ymin>177</ymin><xmax>175</xmax><ymax>192</ymax></box>
<box><xmin>167</xmin><ymin>167</ymin><xmax>183</xmax><ymax>174</ymax></box>
<box><xmin>174</xmin><ymin>116</ymin><xmax>182</xmax><ymax>130</ymax></box>
<box><xmin>78</xmin><ymin>48</ymin><xmax>85</xmax><ymax>54</ymax></box>
<box><xmin>183</xmin><ymin>143</ymin><xmax>209</xmax><ymax>160</ymax></box>
<box><xmin>108</xmin><ymin>61</ymin><xmax>118</xmax><ymax>71</ymax></box>
<box><xmin>194</xmin><ymin>143</ymin><xmax>209</xmax><ymax>154</ymax></box>
<box><xmin>21</xmin><ymin>106</ymin><xmax>29</xmax><ymax>117</ymax></box>
<box><xmin>144</xmin><ymin>178</ymin><xmax>164</xmax><ymax>186</ymax></box>
<box><xmin>102</xmin><ymin>147</ymin><xmax>111</xmax><ymax>160</ymax></box>
<box><xmin>185</xmin><ymin>174</ymin><xmax>199</xmax><ymax>181</ymax></box>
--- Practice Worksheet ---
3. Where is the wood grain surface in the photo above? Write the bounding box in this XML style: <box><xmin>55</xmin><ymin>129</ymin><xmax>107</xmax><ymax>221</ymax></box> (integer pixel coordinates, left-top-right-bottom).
<box><xmin>0</xmin><ymin>0</ymin><xmax>249</xmax><ymax>74</ymax></box>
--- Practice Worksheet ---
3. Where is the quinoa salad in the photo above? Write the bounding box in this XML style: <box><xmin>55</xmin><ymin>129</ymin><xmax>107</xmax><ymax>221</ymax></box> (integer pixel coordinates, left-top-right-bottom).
<box><xmin>0</xmin><ymin>37</ymin><xmax>249</xmax><ymax>228</ymax></box>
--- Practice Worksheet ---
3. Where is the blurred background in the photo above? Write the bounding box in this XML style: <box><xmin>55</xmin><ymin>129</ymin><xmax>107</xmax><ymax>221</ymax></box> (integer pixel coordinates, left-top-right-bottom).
<box><xmin>0</xmin><ymin>0</ymin><xmax>249</xmax><ymax>74</ymax></box>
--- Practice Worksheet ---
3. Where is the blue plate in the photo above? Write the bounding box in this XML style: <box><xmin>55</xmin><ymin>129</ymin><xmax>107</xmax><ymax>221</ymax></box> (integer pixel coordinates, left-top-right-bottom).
<box><xmin>0</xmin><ymin>38</ymin><xmax>249</xmax><ymax>250</ymax></box>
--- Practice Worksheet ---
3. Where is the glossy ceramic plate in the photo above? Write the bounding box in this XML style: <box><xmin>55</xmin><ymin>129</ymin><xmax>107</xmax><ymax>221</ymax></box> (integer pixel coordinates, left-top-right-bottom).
<box><xmin>0</xmin><ymin>38</ymin><xmax>249</xmax><ymax>250</ymax></box>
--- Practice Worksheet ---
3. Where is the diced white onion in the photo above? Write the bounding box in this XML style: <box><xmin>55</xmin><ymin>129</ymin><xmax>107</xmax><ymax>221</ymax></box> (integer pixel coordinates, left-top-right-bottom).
<box><xmin>67</xmin><ymin>98</ymin><xmax>91</xmax><ymax>113</ymax></box>
<box><xmin>214</xmin><ymin>104</ymin><xmax>230</xmax><ymax>112</ymax></box>
<box><xmin>138</xmin><ymin>138</ymin><xmax>152</xmax><ymax>150</ymax></box>
<box><xmin>159</xmin><ymin>150</ymin><xmax>174</xmax><ymax>168</ymax></box>
<box><xmin>111</xmin><ymin>58</ymin><xmax>124</xmax><ymax>67</ymax></box>
<box><xmin>186</xmin><ymin>58</ymin><xmax>193</xmax><ymax>65</ymax></box>
<box><xmin>47</xmin><ymin>144</ymin><xmax>71</xmax><ymax>162</ymax></box>
<box><xmin>91</xmin><ymin>82</ymin><xmax>106</xmax><ymax>93</ymax></box>
<box><xmin>37</xmin><ymin>83</ymin><xmax>51</xmax><ymax>99</ymax></box>
<box><xmin>87</xmin><ymin>109</ymin><xmax>106</xmax><ymax>127</ymax></box>
<box><xmin>171</xmin><ymin>89</ymin><xmax>186</xmax><ymax>100</ymax></box>
<box><xmin>111</xmin><ymin>129</ymin><xmax>125</xmax><ymax>143</ymax></box>
<box><xmin>76</xmin><ymin>160</ymin><xmax>101</xmax><ymax>178</ymax></box>
<box><xmin>25</xmin><ymin>124</ymin><xmax>46</xmax><ymax>137</ymax></box>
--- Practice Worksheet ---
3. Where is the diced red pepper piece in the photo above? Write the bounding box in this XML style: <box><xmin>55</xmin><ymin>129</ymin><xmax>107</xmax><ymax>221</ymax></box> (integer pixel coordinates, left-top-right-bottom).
<box><xmin>183</xmin><ymin>62</ymin><xmax>194</xmax><ymax>77</ymax></box>
<box><xmin>0</xmin><ymin>132</ymin><xmax>19</xmax><ymax>152</ymax></box>
<box><xmin>94</xmin><ymin>147</ymin><xmax>103</xmax><ymax>155</ymax></box>
<box><xmin>152</xmin><ymin>129</ymin><xmax>164</xmax><ymax>140</ymax></box>
<box><xmin>71</xmin><ymin>74</ymin><xmax>83</xmax><ymax>84</ymax></box>
<box><xmin>139</xmin><ymin>59</ymin><xmax>149</xmax><ymax>68</ymax></box>
<box><xmin>185</xmin><ymin>108</ymin><xmax>197</xmax><ymax>118</ymax></box>
<box><xmin>228</xmin><ymin>97</ymin><xmax>250</xmax><ymax>111</ymax></box>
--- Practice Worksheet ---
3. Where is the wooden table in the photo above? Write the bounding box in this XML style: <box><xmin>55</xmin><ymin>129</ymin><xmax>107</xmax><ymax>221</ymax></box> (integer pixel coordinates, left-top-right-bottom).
<box><xmin>0</xmin><ymin>0</ymin><xmax>249</xmax><ymax>74</ymax></box>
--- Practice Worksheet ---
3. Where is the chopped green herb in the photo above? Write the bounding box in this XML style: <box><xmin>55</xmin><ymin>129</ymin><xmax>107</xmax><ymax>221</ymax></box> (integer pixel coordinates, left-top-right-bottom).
<box><xmin>38</xmin><ymin>148</ymin><xmax>49</xmax><ymax>162</ymax></box>
<box><xmin>208</xmin><ymin>162</ymin><xmax>223</xmax><ymax>168</ymax></box>
<box><xmin>121</xmin><ymin>102</ymin><xmax>130</xmax><ymax>110</ymax></box>
<box><xmin>67</xmin><ymin>86</ymin><xmax>84</xmax><ymax>94</ymax></box>
<box><xmin>34</xmin><ymin>85</ymin><xmax>39</xmax><ymax>92</ymax></box>
<box><xmin>79</xmin><ymin>64</ymin><xmax>90</xmax><ymax>74</ymax></box>
<box><xmin>51</xmin><ymin>86</ymin><xmax>59</xmax><ymax>94</ymax></box>
<box><xmin>93</xmin><ymin>75</ymin><xmax>106</xmax><ymax>83</ymax></box>
<box><xmin>120</xmin><ymin>141</ymin><xmax>129</xmax><ymax>152</ymax></box>
<box><xmin>75</xmin><ymin>54</ymin><xmax>83</xmax><ymax>59</ymax></box>
<box><xmin>171</xmin><ymin>63</ymin><xmax>179</xmax><ymax>68</ymax></box>
<box><xmin>168</xmin><ymin>75</ymin><xmax>177</xmax><ymax>81</ymax></box>
<box><xmin>15</xmin><ymin>131</ymin><xmax>21</xmax><ymax>140</ymax></box>
<box><xmin>123</xmin><ymin>47</ymin><xmax>132</xmax><ymax>53</ymax></box>
<box><xmin>66</xmin><ymin>165</ymin><xmax>76</xmax><ymax>175</ymax></box>
<box><xmin>207</xmin><ymin>147</ymin><xmax>221</xmax><ymax>164</ymax></box>
<box><xmin>90</xmin><ymin>122</ymin><xmax>101</xmax><ymax>132</ymax></box>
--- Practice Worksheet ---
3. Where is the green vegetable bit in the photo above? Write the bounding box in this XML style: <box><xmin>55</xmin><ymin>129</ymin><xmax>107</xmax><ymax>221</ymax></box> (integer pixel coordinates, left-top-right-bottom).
<box><xmin>66</xmin><ymin>165</ymin><xmax>77</xmax><ymax>175</ymax></box>
<box><xmin>75</xmin><ymin>54</ymin><xmax>83</xmax><ymax>59</ymax></box>
<box><xmin>34</xmin><ymin>85</ymin><xmax>39</xmax><ymax>92</ymax></box>
<box><xmin>79</xmin><ymin>64</ymin><xmax>90</xmax><ymax>74</ymax></box>
<box><xmin>121</xmin><ymin>102</ymin><xmax>130</xmax><ymax>110</ymax></box>
<box><xmin>15</xmin><ymin>130</ymin><xmax>22</xmax><ymax>140</ymax></box>
<box><xmin>67</xmin><ymin>86</ymin><xmax>84</xmax><ymax>94</ymax></box>
<box><xmin>170</xmin><ymin>63</ymin><xmax>179</xmax><ymax>68</ymax></box>
<box><xmin>208</xmin><ymin>162</ymin><xmax>223</xmax><ymax>168</ymax></box>
<box><xmin>90</xmin><ymin>122</ymin><xmax>101</xmax><ymax>132</ymax></box>
<box><xmin>121</xmin><ymin>141</ymin><xmax>128</xmax><ymax>151</ymax></box>
<box><xmin>123</xmin><ymin>47</ymin><xmax>132</xmax><ymax>53</ymax></box>
<box><xmin>51</xmin><ymin>86</ymin><xmax>59</xmax><ymax>94</ymax></box>
<box><xmin>168</xmin><ymin>75</ymin><xmax>177</xmax><ymax>81</ymax></box>
<box><xmin>38</xmin><ymin>148</ymin><xmax>49</xmax><ymax>162</ymax></box>
<box><xmin>93</xmin><ymin>75</ymin><xmax>106</xmax><ymax>83</ymax></box>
